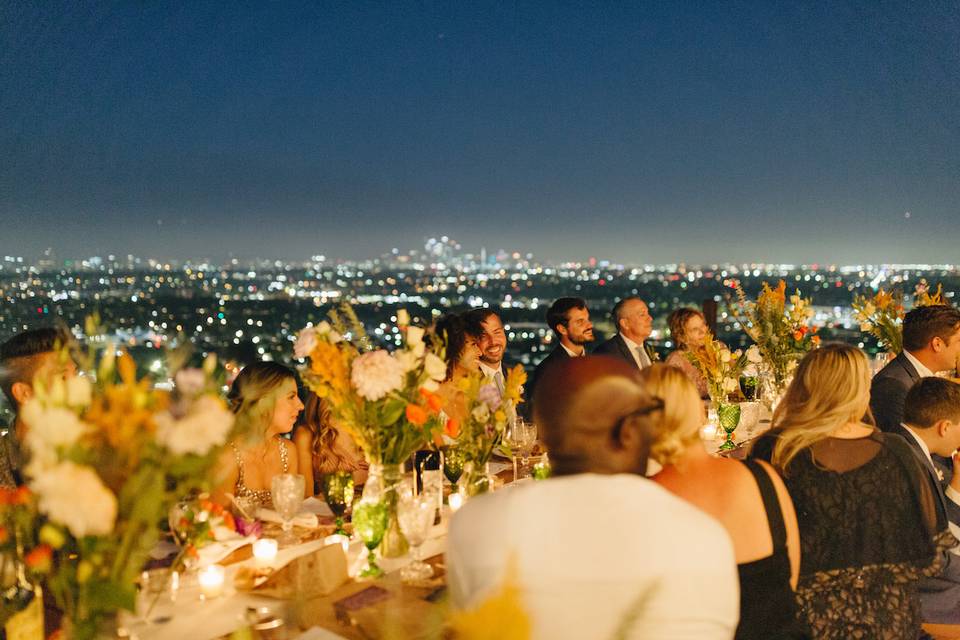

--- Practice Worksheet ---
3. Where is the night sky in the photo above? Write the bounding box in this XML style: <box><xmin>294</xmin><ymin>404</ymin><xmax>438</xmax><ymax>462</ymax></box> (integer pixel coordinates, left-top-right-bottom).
<box><xmin>1</xmin><ymin>2</ymin><xmax>958</xmax><ymax>264</ymax></box>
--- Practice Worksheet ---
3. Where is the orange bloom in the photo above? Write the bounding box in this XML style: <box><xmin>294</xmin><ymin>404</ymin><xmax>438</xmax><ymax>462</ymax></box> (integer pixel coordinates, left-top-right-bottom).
<box><xmin>221</xmin><ymin>511</ymin><xmax>236</xmax><ymax>532</ymax></box>
<box><xmin>420</xmin><ymin>388</ymin><xmax>443</xmax><ymax>413</ymax></box>
<box><xmin>444</xmin><ymin>418</ymin><xmax>460</xmax><ymax>438</ymax></box>
<box><xmin>13</xmin><ymin>486</ymin><xmax>31</xmax><ymax>506</ymax></box>
<box><xmin>405</xmin><ymin>404</ymin><xmax>428</xmax><ymax>426</ymax></box>
<box><xmin>25</xmin><ymin>545</ymin><xmax>53</xmax><ymax>573</ymax></box>
<box><xmin>793</xmin><ymin>330</ymin><xmax>804</xmax><ymax>341</ymax></box>
<box><xmin>811</xmin><ymin>335</ymin><xmax>822</xmax><ymax>346</ymax></box>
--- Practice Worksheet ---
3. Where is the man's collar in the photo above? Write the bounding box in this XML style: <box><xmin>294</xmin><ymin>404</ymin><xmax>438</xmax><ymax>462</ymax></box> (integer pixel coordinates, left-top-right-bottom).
<box><xmin>901</xmin><ymin>423</ymin><xmax>935</xmax><ymax>465</ymax></box>
<box><xmin>620</xmin><ymin>334</ymin><xmax>641</xmax><ymax>351</ymax></box>
<box><xmin>560</xmin><ymin>342</ymin><xmax>585</xmax><ymax>358</ymax></box>
<box><xmin>479</xmin><ymin>361</ymin><xmax>502</xmax><ymax>378</ymax></box>
<box><xmin>903</xmin><ymin>350</ymin><xmax>935</xmax><ymax>378</ymax></box>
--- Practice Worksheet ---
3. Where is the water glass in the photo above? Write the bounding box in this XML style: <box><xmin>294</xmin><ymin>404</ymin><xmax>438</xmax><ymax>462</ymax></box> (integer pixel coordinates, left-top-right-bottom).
<box><xmin>397</xmin><ymin>493</ymin><xmax>435</xmax><ymax>582</ymax></box>
<box><xmin>271</xmin><ymin>473</ymin><xmax>305</xmax><ymax>544</ymax></box>
<box><xmin>320</xmin><ymin>472</ymin><xmax>354</xmax><ymax>536</ymax></box>
<box><xmin>506</xmin><ymin>419</ymin><xmax>537</xmax><ymax>481</ymax></box>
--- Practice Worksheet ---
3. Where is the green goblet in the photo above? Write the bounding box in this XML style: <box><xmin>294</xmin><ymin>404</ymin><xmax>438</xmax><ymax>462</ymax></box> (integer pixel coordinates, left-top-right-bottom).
<box><xmin>352</xmin><ymin>499</ymin><xmax>388</xmax><ymax>578</ymax></box>
<box><xmin>716</xmin><ymin>402</ymin><xmax>742</xmax><ymax>452</ymax></box>
<box><xmin>321</xmin><ymin>471</ymin><xmax>354</xmax><ymax>536</ymax></box>
<box><xmin>442</xmin><ymin>447</ymin><xmax>466</xmax><ymax>485</ymax></box>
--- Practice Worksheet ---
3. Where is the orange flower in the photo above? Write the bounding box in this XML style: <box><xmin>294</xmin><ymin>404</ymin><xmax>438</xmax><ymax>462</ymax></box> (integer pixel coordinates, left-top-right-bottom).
<box><xmin>444</xmin><ymin>418</ymin><xmax>460</xmax><ymax>438</ymax></box>
<box><xmin>221</xmin><ymin>511</ymin><xmax>236</xmax><ymax>532</ymax></box>
<box><xmin>793</xmin><ymin>330</ymin><xmax>804</xmax><ymax>341</ymax></box>
<box><xmin>13</xmin><ymin>486</ymin><xmax>31</xmax><ymax>505</ymax></box>
<box><xmin>405</xmin><ymin>404</ymin><xmax>428</xmax><ymax>426</ymax></box>
<box><xmin>419</xmin><ymin>388</ymin><xmax>443</xmax><ymax>413</ymax></box>
<box><xmin>811</xmin><ymin>335</ymin><xmax>822</xmax><ymax>346</ymax></box>
<box><xmin>25</xmin><ymin>545</ymin><xmax>52</xmax><ymax>573</ymax></box>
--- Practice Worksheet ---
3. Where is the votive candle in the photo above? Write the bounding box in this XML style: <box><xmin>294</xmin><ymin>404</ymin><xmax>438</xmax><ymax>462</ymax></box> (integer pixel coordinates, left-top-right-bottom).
<box><xmin>448</xmin><ymin>492</ymin><xmax>464</xmax><ymax>512</ymax></box>
<box><xmin>198</xmin><ymin>564</ymin><xmax>225</xmax><ymax>599</ymax></box>
<box><xmin>252</xmin><ymin>538</ymin><xmax>278</xmax><ymax>569</ymax></box>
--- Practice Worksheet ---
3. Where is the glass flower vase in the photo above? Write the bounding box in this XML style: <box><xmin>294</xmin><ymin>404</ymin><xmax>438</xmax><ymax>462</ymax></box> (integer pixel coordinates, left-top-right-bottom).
<box><xmin>361</xmin><ymin>463</ymin><xmax>408</xmax><ymax>559</ymax></box>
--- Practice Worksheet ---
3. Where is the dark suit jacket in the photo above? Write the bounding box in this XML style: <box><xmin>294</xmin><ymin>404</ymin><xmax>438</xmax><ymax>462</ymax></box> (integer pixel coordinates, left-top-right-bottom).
<box><xmin>524</xmin><ymin>346</ymin><xmax>572</xmax><ymax>420</ymax></box>
<box><xmin>870</xmin><ymin>352</ymin><xmax>921</xmax><ymax>432</ymax></box>
<box><xmin>891</xmin><ymin>424</ymin><xmax>960</xmax><ymax>623</ymax></box>
<box><xmin>592</xmin><ymin>334</ymin><xmax>647</xmax><ymax>371</ymax></box>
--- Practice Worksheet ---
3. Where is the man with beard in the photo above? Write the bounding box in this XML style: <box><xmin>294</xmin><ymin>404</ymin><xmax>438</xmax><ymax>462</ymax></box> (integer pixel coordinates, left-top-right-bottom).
<box><xmin>526</xmin><ymin>297</ymin><xmax>594</xmax><ymax>417</ymax></box>
<box><xmin>463</xmin><ymin>308</ymin><xmax>510</xmax><ymax>401</ymax></box>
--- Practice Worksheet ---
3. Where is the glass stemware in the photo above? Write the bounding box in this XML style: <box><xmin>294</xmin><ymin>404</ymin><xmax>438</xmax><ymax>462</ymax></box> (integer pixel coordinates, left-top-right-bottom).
<box><xmin>320</xmin><ymin>471</ymin><xmax>354</xmax><ymax>536</ymax></box>
<box><xmin>352</xmin><ymin>499</ymin><xmax>388</xmax><ymax>578</ymax></box>
<box><xmin>397</xmin><ymin>493</ymin><xmax>436</xmax><ymax>582</ymax></box>
<box><xmin>506</xmin><ymin>419</ymin><xmax>537</xmax><ymax>481</ymax></box>
<box><xmin>441</xmin><ymin>447</ymin><xmax>465</xmax><ymax>485</ymax></box>
<box><xmin>716</xmin><ymin>402</ymin><xmax>742</xmax><ymax>452</ymax></box>
<box><xmin>270</xmin><ymin>473</ymin><xmax>305</xmax><ymax>545</ymax></box>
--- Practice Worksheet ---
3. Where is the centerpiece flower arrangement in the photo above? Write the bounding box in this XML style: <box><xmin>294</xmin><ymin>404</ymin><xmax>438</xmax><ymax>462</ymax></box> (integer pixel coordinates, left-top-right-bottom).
<box><xmin>296</xmin><ymin>305</ymin><xmax>447</xmax><ymax>559</ymax></box>
<box><xmin>733</xmin><ymin>280</ymin><xmax>819</xmax><ymax>393</ymax></box>
<box><xmin>2</xmin><ymin>331</ymin><xmax>234</xmax><ymax>640</ymax></box>
<box><xmin>685</xmin><ymin>335</ymin><xmax>750</xmax><ymax>451</ymax></box>
<box><xmin>914</xmin><ymin>279</ymin><xmax>945</xmax><ymax>307</ymax></box>
<box><xmin>852</xmin><ymin>280</ymin><xmax>945</xmax><ymax>355</ymax></box>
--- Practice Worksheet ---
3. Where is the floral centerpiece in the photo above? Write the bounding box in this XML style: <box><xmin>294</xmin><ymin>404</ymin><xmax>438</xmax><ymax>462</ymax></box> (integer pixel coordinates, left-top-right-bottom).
<box><xmin>852</xmin><ymin>288</ymin><xmax>904</xmax><ymax>354</ymax></box>
<box><xmin>733</xmin><ymin>280</ymin><xmax>820</xmax><ymax>393</ymax></box>
<box><xmin>451</xmin><ymin>367</ymin><xmax>526</xmax><ymax>494</ymax></box>
<box><xmin>8</xmin><ymin>339</ymin><xmax>234</xmax><ymax>639</ymax></box>
<box><xmin>914</xmin><ymin>279</ymin><xmax>945</xmax><ymax>307</ymax></box>
<box><xmin>297</xmin><ymin>304</ymin><xmax>447</xmax><ymax>557</ymax></box>
<box><xmin>685</xmin><ymin>335</ymin><xmax>746</xmax><ymax>404</ymax></box>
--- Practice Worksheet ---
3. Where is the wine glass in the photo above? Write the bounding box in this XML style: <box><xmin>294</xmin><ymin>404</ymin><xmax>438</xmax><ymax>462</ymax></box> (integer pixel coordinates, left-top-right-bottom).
<box><xmin>320</xmin><ymin>471</ymin><xmax>354</xmax><ymax>536</ymax></box>
<box><xmin>352</xmin><ymin>499</ymin><xmax>388</xmax><ymax>578</ymax></box>
<box><xmin>441</xmin><ymin>447</ymin><xmax>465</xmax><ymax>485</ymax></box>
<box><xmin>397</xmin><ymin>492</ymin><xmax>436</xmax><ymax>583</ymax></box>
<box><xmin>716</xmin><ymin>403</ymin><xmax>742</xmax><ymax>452</ymax></box>
<box><xmin>270</xmin><ymin>474</ymin><xmax>305</xmax><ymax>545</ymax></box>
<box><xmin>506</xmin><ymin>419</ymin><xmax>537</xmax><ymax>481</ymax></box>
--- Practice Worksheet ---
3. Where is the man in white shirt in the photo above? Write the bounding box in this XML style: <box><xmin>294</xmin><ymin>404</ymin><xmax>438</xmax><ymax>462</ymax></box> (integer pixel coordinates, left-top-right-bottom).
<box><xmin>895</xmin><ymin>377</ymin><xmax>960</xmax><ymax>623</ymax></box>
<box><xmin>593</xmin><ymin>296</ymin><xmax>655</xmax><ymax>370</ymax></box>
<box><xmin>464</xmin><ymin>308</ymin><xmax>510</xmax><ymax>398</ymax></box>
<box><xmin>447</xmin><ymin>356</ymin><xmax>739</xmax><ymax>639</ymax></box>
<box><xmin>871</xmin><ymin>304</ymin><xmax>960</xmax><ymax>431</ymax></box>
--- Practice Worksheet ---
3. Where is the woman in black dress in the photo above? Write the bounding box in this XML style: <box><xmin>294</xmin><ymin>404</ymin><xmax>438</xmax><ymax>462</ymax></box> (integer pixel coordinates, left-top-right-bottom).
<box><xmin>750</xmin><ymin>343</ymin><xmax>954</xmax><ymax>639</ymax></box>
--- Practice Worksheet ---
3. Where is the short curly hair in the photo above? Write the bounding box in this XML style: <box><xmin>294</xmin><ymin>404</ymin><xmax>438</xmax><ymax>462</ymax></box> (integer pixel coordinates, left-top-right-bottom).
<box><xmin>667</xmin><ymin>308</ymin><xmax>705</xmax><ymax>350</ymax></box>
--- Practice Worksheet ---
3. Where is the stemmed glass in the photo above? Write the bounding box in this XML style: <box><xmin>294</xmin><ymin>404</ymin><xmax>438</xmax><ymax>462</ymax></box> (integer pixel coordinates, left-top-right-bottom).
<box><xmin>270</xmin><ymin>473</ymin><xmax>305</xmax><ymax>545</ymax></box>
<box><xmin>352</xmin><ymin>499</ymin><xmax>388</xmax><ymax>578</ymax></box>
<box><xmin>441</xmin><ymin>447</ymin><xmax>465</xmax><ymax>485</ymax></box>
<box><xmin>397</xmin><ymin>493</ymin><xmax>436</xmax><ymax>582</ymax></box>
<box><xmin>320</xmin><ymin>472</ymin><xmax>354</xmax><ymax>536</ymax></box>
<box><xmin>506</xmin><ymin>419</ymin><xmax>537</xmax><ymax>481</ymax></box>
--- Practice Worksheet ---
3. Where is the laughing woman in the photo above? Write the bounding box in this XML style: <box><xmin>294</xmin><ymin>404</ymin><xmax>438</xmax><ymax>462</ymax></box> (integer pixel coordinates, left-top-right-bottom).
<box><xmin>212</xmin><ymin>361</ymin><xmax>306</xmax><ymax>508</ymax></box>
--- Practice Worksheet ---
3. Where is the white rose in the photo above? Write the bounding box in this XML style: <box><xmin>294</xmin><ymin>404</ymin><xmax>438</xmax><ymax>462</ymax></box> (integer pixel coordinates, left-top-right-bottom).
<box><xmin>743</xmin><ymin>364</ymin><xmax>758</xmax><ymax>377</ymax></box>
<box><xmin>396</xmin><ymin>309</ymin><xmax>410</xmax><ymax>327</ymax></box>
<box><xmin>155</xmin><ymin>396</ymin><xmax>234</xmax><ymax>456</ymax></box>
<box><xmin>31</xmin><ymin>461</ymin><xmax>117</xmax><ymax>538</ymax></box>
<box><xmin>746</xmin><ymin>346</ymin><xmax>762</xmax><ymax>364</ymax></box>
<box><xmin>720</xmin><ymin>350</ymin><xmax>732</xmax><ymax>363</ymax></box>
<box><xmin>406</xmin><ymin>326</ymin><xmax>425</xmax><ymax>348</ymax></box>
<box><xmin>65</xmin><ymin>376</ymin><xmax>92</xmax><ymax>408</ymax></box>
<box><xmin>423</xmin><ymin>353</ymin><xmax>447</xmax><ymax>382</ymax></box>
<box><xmin>293</xmin><ymin>328</ymin><xmax>318</xmax><ymax>359</ymax></box>
<box><xmin>21</xmin><ymin>400</ymin><xmax>89</xmax><ymax>455</ymax></box>
<box><xmin>394</xmin><ymin>351</ymin><xmax>419</xmax><ymax>373</ymax></box>
<box><xmin>471</xmin><ymin>404</ymin><xmax>490</xmax><ymax>424</ymax></box>
<box><xmin>723</xmin><ymin>378</ymin><xmax>739</xmax><ymax>393</ymax></box>
<box><xmin>351</xmin><ymin>350</ymin><xmax>406</xmax><ymax>401</ymax></box>
<box><xmin>421</xmin><ymin>379</ymin><xmax>440</xmax><ymax>392</ymax></box>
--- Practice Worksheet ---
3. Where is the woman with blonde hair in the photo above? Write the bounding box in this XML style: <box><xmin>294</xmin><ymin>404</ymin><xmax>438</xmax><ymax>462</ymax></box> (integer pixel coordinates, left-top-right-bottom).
<box><xmin>212</xmin><ymin>361</ymin><xmax>305</xmax><ymax>507</ymax></box>
<box><xmin>292</xmin><ymin>392</ymin><xmax>368</xmax><ymax>495</ymax></box>
<box><xmin>664</xmin><ymin>307</ymin><xmax>710</xmax><ymax>398</ymax></box>
<box><xmin>643</xmin><ymin>364</ymin><xmax>805</xmax><ymax>639</ymax></box>
<box><xmin>749</xmin><ymin>343</ymin><xmax>953</xmax><ymax>639</ymax></box>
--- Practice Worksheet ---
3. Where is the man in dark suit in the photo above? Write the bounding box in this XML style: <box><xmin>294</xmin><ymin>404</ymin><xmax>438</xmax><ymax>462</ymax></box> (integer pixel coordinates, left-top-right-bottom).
<box><xmin>526</xmin><ymin>297</ymin><xmax>594</xmax><ymax>418</ymax></box>
<box><xmin>893</xmin><ymin>377</ymin><xmax>960</xmax><ymax>624</ymax></box>
<box><xmin>871</xmin><ymin>304</ymin><xmax>960</xmax><ymax>432</ymax></box>
<box><xmin>593</xmin><ymin>297</ymin><xmax>654</xmax><ymax>371</ymax></box>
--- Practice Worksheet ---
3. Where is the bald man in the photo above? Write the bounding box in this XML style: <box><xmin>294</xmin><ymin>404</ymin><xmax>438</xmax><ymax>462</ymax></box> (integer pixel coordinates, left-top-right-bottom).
<box><xmin>446</xmin><ymin>356</ymin><xmax>739</xmax><ymax>639</ymax></box>
<box><xmin>593</xmin><ymin>297</ymin><xmax>655</xmax><ymax>371</ymax></box>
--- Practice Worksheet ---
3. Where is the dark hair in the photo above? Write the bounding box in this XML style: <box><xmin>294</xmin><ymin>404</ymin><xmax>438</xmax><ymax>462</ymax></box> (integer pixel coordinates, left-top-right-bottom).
<box><xmin>463</xmin><ymin>308</ymin><xmax>499</xmax><ymax>340</ymax></box>
<box><xmin>546</xmin><ymin>297</ymin><xmax>587</xmax><ymax>335</ymax></box>
<box><xmin>612</xmin><ymin>297</ymin><xmax>642</xmax><ymax>326</ymax></box>
<box><xmin>904</xmin><ymin>377</ymin><xmax>960</xmax><ymax>428</ymax></box>
<box><xmin>0</xmin><ymin>327</ymin><xmax>72</xmax><ymax>409</ymax></box>
<box><xmin>667</xmin><ymin>308</ymin><xmax>705</xmax><ymax>350</ymax></box>
<box><xmin>903</xmin><ymin>305</ymin><xmax>960</xmax><ymax>352</ymax></box>
<box><xmin>433</xmin><ymin>313</ymin><xmax>468</xmax><ymax>380</ymax></box>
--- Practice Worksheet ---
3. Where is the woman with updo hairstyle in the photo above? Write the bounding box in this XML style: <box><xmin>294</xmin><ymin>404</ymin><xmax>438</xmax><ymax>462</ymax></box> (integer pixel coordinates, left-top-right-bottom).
<box><xmin>432</xmin><ymin>312</ymin><xmax>482</xmax><ymax>426</ymax></box>
<box><xmin>212</xmin><ymin>361</ymin><xmax>305</xmax><ymax>507</ymax></box>
<box><xmin>664</xmin><ymin>307</ymin><xmax>710</xmax><ymax>399</ymax></box>
<box><xmin>750</xmin><ymin>343</ymin><xmax>953</xmax><ymax>639</ymax></box>
<box><xmin>292</xmin><ymin>391</ymin><xmax>368</xmax><ymax>495</ymax></box>
<box><xmin>643</xmin><ymin>364</ymin><xmax>803</xmax><ymax>640</ymax></box>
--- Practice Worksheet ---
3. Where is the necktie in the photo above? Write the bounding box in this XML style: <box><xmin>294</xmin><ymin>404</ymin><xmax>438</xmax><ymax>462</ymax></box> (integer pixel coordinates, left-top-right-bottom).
<box><xmin>637</xmin><ymin>346</ymin><xmax>651</xmax><ymax>369</ymax></box>
<box><xmin>494</xmin><ymin>370</ymin><xmax>505</xmax><ymax>395</ymax></box>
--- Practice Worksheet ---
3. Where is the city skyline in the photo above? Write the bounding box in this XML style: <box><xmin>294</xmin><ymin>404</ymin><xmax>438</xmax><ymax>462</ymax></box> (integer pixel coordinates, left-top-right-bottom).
<box><xmin>2</xmin><ymin>2</ymin><xmax>959</xmax><ymax>263</ymax></box>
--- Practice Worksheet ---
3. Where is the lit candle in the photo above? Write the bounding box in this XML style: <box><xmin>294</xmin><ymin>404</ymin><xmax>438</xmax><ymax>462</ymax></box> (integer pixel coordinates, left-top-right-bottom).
<box><xmin>448</xmin><ymin>492</ymin><xmax>464</xmax><ymax>512</ymax></box>
<box><xmin>324</xmin><ymin>533</ymin><xmax>350</xmax><ymax>553</ymax></box>
<box><xmin>252</xmin><ymin>538</ymin><xmax>278</xmax><ymax>569</ymax></box>
<box><xmin>198</xmin><ymin>564</ymin><xmax>225</xmax><ymax>599</ymax></box>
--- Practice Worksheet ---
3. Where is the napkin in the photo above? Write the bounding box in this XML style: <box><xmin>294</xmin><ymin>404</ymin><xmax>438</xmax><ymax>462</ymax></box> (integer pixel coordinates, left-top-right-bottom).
<box><xmin>300</xmin><ymin>496</ymin><xmax>335</xmax><ymax>517</ymax></box>
<box><xmin>197</xmin><ymin>535</ymin><xmax>257</xmax><ymax>566</ymax></box>
<box><xmin>256</xmin><ymin>508</ymin><xmax>319</xmax><ymax>528</ymax></box>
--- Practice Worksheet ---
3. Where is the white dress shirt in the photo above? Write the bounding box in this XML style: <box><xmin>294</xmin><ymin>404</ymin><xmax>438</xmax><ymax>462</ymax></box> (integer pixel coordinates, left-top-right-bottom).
<box><xmin>901</xmin><ymin>423</ymin><xmax>960</xmax><ymax>549</ymax></box>
<box><xmin>620</xmin><ymin>334</ymin><xmax>651</xmax><ymax>369</ymax></box>
<box><xmin>560</xmin><ymin>342</ymin><xmax>585</xmax><ymax>358</ymax></box>
<box><xmin>479</xmin><ymin>361</ymin><xmax>504</xmax><ymax>394</ymax></box>
<box><xmin>447</xmin><ymin>474</ymin><xmax>739</xmax><ymax>639</ymax></box>
<box><xmin>904</xmin><ymin>350</ymin><xmax>935</xmax><ymax>378</ymax></box>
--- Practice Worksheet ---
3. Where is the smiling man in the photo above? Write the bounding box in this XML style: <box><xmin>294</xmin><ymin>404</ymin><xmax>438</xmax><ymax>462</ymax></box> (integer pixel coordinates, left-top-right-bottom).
<box><xmin>526</xmin><ymin>297</ymin><xmax>595</xmax><ymax>418</ymax></box>
<box><xmin>463</xmin><ymin>308</ymin><xmax>510</xmax><ymax>399</ymax></box>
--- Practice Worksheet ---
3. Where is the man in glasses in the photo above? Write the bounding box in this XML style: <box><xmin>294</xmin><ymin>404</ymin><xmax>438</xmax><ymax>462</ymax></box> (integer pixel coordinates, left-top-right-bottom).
<box><xmin>446</xmin><ymin>356</ymin><xmax>738</xmax><ymax>639</ymax></box>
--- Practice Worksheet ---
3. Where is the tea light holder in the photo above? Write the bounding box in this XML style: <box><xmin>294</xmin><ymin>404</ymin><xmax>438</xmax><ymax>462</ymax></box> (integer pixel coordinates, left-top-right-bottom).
<box><xmin>448</xmin><ymin>492</ymin><xmax>464</xmax><ymax>513</ymax></box>
<box><xmin>252</xmin><ymin>538</ymin><xmax>278</xmax><ymax>569</ymax></box>
<box><xmin>198</xmin><ymin>564</ymin><xmax>225</xmax><ymax>600</ymax></box>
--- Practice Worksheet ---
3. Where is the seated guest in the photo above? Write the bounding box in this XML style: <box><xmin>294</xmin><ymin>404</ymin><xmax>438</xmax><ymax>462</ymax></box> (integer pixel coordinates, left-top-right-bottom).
<box><xmin>664</xmin><ymin>307</ymin><xmax>710</xmax><ymax>398</ymax></box>
<box><xmin>526</xmin><ymin>297</ymin><xmax>594</xmax><ymax>417</ymax></box>
<box><xmin>593</xmin><ymin>296</ymin><xmax>655</xmax><ymax>371</ymax></box>
<box><xmin>463</xmin><ymin>308</ymin><xmax>511</xmax><ymax>400</ymax></box>
<box><xmin>212</xmin><ymin>361</ymin><xmax>305</xmax><ymax>507</ymax></box>
<box><xmin>750</xmin><ymin>344</ymin><xmax>954</xmax><ymax>639</ymax></box>
<box><xmin>292</xmin><ymin>392</ymin><xmax>367</xmax><ymax>495</ymax></box>
<box><xmin>642</xmin><ymin>364</ymin><xmax>806</xmax><ymax>640</ymax></box>
<box><xmin>432</xmin><ymin>313</ymin><xmax>482</xmax><ymax>426</ymax></box>
<box><xmin>447</xmin><ymin>356</ymin><xmax>739</xmax><ymax>639</ymax></box>
<box><xmin>0</xmin><ymin>327</ymin><xmax>77</xmax><ymax>488</ymax></box>
<box><xmin>871</xmin><ymin>304</ymin><xmax>960</xmax><ymax>432</ymax></box>
<box><xmin>895</xmin><ymin>377</ymin><xmax>960</xmax><ymax>624</ymax></box>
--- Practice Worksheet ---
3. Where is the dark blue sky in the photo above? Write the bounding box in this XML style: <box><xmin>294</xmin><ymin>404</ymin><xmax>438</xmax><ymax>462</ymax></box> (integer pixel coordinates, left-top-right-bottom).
<box><xmin>1</xmin><ymin>2</ymin><xmax>958</xmax><ymax>264</ymax></box>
